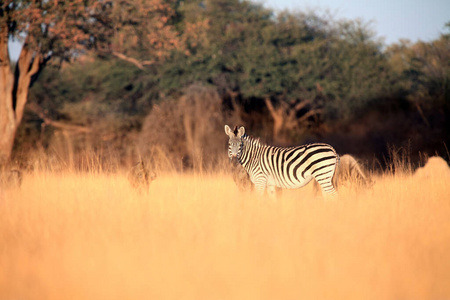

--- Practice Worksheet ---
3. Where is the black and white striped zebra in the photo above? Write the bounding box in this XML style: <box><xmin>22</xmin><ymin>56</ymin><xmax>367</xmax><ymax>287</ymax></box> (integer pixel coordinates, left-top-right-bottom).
<box><xmin>225</xmin><ymin>125</ymin><xmax>339</xmax><ymax>198</ymax></box>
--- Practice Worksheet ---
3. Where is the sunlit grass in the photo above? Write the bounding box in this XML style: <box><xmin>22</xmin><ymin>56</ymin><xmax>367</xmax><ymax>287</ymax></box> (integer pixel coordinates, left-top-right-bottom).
<box><xmin>1</xmin><ymin>167</ymin><xmax>449</xmax><ymax>300</ymax></box>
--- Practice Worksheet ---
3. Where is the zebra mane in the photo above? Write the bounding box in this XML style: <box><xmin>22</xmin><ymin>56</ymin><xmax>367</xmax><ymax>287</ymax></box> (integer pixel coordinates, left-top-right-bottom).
<box><xmin>243</xmin><ymin>134</ymin><xmax>264</xmax><ymax>146</ymax></box>
<box><xmin>232</xmin><ymin>126</ymin><xmax>265</xmax><ymax>146</ymax></box>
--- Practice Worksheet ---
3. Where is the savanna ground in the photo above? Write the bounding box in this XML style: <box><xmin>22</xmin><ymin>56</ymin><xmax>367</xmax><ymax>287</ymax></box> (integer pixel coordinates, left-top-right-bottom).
<box><xmin>1</xmin><ymin>159</ymin><xmax>450</xmax><ymax>300</ymax></box>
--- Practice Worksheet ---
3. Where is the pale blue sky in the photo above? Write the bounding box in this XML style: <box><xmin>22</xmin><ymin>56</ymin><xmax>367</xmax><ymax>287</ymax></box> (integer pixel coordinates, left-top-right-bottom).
<box><xmin>256</xmin><ymin>0</ymin><xmax>449</xmax><ymax>44</ymax></box>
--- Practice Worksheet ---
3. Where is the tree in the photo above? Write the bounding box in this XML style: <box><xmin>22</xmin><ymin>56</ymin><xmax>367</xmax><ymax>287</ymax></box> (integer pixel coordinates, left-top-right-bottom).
<box><xmin>386</xmin><ymin>23</ymin><xmax>450</xmax><ymax>127</ymax></box>
<box><xmin>0</xmin><ymin>0</ymin><xmax>182</xmax><ymax>163</ymax></box>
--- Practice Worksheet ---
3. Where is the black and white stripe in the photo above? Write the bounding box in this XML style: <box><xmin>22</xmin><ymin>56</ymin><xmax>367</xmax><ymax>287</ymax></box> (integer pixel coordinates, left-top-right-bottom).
<box><xmin>225</xmin><ymin>125</ymin><xmax>339</xmax><ymax>197</ymax></box>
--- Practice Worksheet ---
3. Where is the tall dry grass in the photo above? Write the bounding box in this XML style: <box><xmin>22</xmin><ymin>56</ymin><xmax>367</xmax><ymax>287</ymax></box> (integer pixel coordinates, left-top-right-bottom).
<box><xmin>1</xmin><ymin>164</ymin><xmax>449</xmax><ymax>300</ymax></box>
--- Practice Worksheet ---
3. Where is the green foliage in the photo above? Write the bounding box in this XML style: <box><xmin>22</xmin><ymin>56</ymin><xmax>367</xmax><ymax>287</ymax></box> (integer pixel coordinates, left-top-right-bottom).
<box><xmin>17</xmin><ymin>2</ymin><xmax>449</xmax><ymax>167</ymax></box>
<box><xmin>155</xmin><ymin>3</ymin><xmax>392</xmax><ymax>121</ymax></box>
<box><xmin>28</xmin><ymin>59</ymin><xmax>157</xmax><ymax>134</ymax></box>
<box><xmin>386</xmin><ymin>29</ymin><xmax>450</xmax><ymax>113</ymax></box>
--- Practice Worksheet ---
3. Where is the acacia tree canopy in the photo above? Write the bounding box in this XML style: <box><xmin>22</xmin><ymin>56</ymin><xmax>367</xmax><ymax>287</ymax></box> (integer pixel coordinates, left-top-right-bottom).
<box><xmin>0</xmin><ymin>0</ymin><xmax>186</xmax><ymax>163</ymax></box>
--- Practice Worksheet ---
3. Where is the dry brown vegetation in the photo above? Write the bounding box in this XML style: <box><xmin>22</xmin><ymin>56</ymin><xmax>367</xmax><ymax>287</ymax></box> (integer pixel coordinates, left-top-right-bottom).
<box><xmin>127</xmin><ymin>160</ymin><xmax>157</xmax><ymax>194</ymax></box>
<box><xmin>1</xmin><ymin>156</ymin><xmax>450</xmax><ymax>300</ymax></box>
<box><xmin>138</xmin><ymin>84</ymin><xmax>242</xmax><ymax>172</ymax></box>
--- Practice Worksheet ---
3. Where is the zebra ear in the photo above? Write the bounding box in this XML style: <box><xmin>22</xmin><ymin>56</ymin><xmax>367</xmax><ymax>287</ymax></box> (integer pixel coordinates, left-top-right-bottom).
<box><xmin>237</xmin><ymin>126</ymin><xmax>245</xmax><ymax>137</ymax></box>
<box><xmin>224</xmin><ymin>125</ymin><xmax>233</xmax><ymax>136</ymax></box>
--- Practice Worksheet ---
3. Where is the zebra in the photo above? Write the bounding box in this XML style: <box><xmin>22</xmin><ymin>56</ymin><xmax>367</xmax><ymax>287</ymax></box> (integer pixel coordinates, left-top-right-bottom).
<box><xmin>128</xmin><ymin>160</ymin><xmax>156</xmax><ymax>194</ymax></box>
<box><xmin>224</xmin><ymin>125</ymin><xmax>339</xmax><ymax>198</ymax></box>
<box><xmin>313</xmin><ymin>154</ymin><xmax>373</xmax><ymax>194</ymax></box>
<box><xmin>229</xmin><ymin>157</ymin><xmax>283</xmax><ymax>196</ymax></box>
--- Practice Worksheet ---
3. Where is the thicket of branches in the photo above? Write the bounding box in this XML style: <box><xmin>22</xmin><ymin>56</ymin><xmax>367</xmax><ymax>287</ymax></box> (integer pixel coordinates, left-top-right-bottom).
<box><xmin>4</xmin><ymin>0</ymin><xmax>449</xmax><ymax>171</ymax></box>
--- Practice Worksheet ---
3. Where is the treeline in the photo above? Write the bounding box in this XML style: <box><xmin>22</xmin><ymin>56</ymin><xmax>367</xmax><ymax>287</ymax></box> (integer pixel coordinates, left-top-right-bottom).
<box><xmin>13</xmin><ymin>0</ymin><xmax>450</xmax><ymax>171</ymax></box>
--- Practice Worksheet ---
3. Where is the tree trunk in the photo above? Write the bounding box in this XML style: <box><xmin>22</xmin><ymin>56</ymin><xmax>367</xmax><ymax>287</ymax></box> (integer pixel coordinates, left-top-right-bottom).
<box><xmin>0</xmin><ymin>24</ymin><xmax>15</xmax><ymax>164</ymax></box>
<box><xmin>264</xmin><ymin>98</ymin><xmax>285</xmax><ymax>144</ymax></box>
<box><xmin>264</xmin><ymin>98</ymin><xmax>322</xmax><ymax>145</ymax></box>
<box><xmin>0</xmin><ymin>32</ymin><xmax>40</xmax><ymax>164</ymax></box>
<box><xmin>0</xmin><ymin>88</ymin><xmax>16</xmax><ymax>164</ymax></box>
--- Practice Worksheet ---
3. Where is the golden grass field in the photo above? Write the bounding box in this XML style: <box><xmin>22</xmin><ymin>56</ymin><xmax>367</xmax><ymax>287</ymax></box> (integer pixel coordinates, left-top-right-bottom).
<box><xmin>1</xmin><ymin>164</ymin><xmax>450</xmax><ymax>300</ymax></box>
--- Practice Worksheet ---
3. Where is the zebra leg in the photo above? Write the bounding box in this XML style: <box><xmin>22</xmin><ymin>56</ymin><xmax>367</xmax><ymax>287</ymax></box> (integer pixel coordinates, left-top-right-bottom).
<box><xmin>266</xmin><ymin>185</ymin><xmax>277</xmax><ymax>199</ymax></box>
<box><xmin>250</xmin><ymin>173</ymin><xmax>268</xmax><ymax>196</ymax></box>
<box><xmin>254</xmin><ymin>183</ymin><xmax>266</xmax><ymax>195</ymax></box>
<box><xmin>316</xmin><ymin>178</ymin><xmax>338</xmax><ymax>200</ymax></box>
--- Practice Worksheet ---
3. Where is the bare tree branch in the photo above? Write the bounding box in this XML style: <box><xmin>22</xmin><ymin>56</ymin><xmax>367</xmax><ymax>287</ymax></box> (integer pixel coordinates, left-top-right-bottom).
<box><xmin>297</xmin><ymin>109</ymin><xmax>323</xmax><ymax>123</ymax></box>
<box><xmin>112</xmin><ymin>51</ymin><xmax>154</xmax><ymax>70</ymax></box>
<box><xmin>294</xmin><ymin>99</ymin><xmax>311</xmax><ymax>111</ymax></box>
<box><xmin>28</xmin><ymin>103</ymin><xmax>91</xmax><ymax>133</ymax></box>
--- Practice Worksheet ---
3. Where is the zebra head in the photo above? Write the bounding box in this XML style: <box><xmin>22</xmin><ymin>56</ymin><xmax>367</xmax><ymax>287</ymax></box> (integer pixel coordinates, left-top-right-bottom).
<box><xmin>224</xmin><ymin>125</ymin><xmax>245</xmax><ymax>160</ymax></box>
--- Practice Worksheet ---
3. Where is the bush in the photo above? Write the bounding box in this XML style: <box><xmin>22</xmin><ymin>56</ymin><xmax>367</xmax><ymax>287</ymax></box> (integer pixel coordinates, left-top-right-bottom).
<box><xmin>139</xmin><ymin>84</ymin><xmax>238</xmax><ymax>172</ymax></box>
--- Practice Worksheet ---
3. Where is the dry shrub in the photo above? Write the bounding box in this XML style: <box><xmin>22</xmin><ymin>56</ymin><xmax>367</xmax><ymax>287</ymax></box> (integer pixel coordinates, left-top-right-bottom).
<box><xmin>229</xmin><ymin>160</ymin><xmax>253</xmax><ymax>192</ymax></box>
<box><xmin>414</xmin><ymin>156</ymin><xmax>450</xmax><ymax>179</ymax></box>
<box><xmin>337</xmin><ymin>154</ymin><xmax>374</xmax><ymax>187</ymax></box>
<box><xmin>0</xmin><ymin>168</ymin><xmax>23</xmax><ymax>189</ymax></box>
<box><xmin>127</xmin><ymin>160</ymin><xmax>156</xmax><ymax>193</ymax></box>
<box><xmin>139</xmin><ymin>84</ymin><xmax>234</xmax><ymax>172</ymax></box>
<box><xmin>139</xmin><ymin>99</ymin><xmax>185</xmax><ymax>170</ymax></box>
<box><xmin>142</xmin><ymin>145</ymin><xmax>181</xmax><ymax>173</ymax></box>
<box><xmin>13</xmin><ymin>128</ymin><xmax>126</xmax><ymax>174</ymax></box>
<box><xmin>384</xmin><ymin>145</ymin><xmax>414</xmax><ymax>176</ymax></box>
<box><xmin>13</xmin><ymin>146</ymin><xmax>122</xmax><ymax>174</ymax></box>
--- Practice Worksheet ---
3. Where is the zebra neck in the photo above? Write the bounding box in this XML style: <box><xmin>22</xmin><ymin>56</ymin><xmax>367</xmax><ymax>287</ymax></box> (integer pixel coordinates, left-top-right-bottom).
<box><xmin>239</xmin><ymin>136</ymin><xmax>263</xmax><ymax>167</ymax></box>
